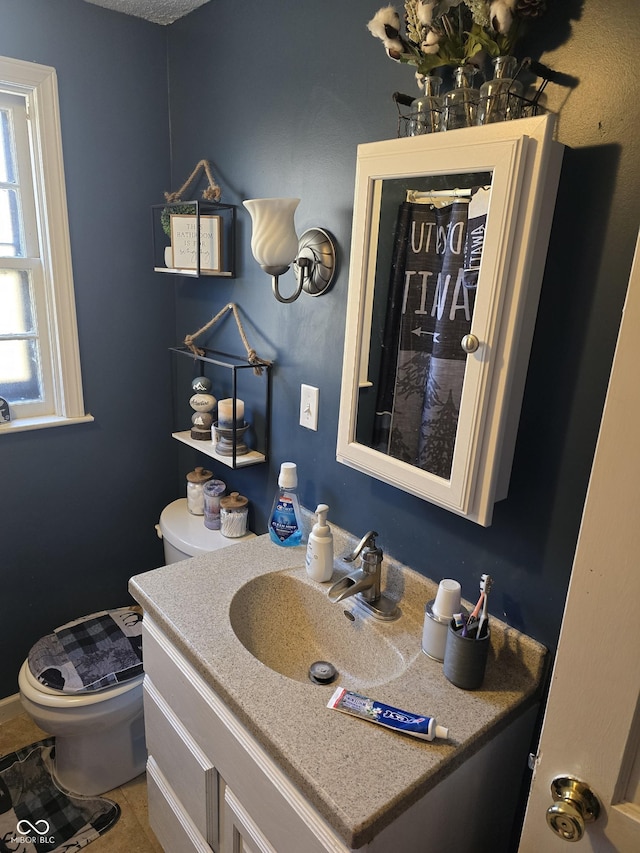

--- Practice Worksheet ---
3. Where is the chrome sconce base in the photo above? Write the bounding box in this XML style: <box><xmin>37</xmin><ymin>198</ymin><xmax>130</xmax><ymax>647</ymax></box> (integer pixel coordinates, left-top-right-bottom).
<box><xmin>261</xmin><ymin>227</ymin><xmax>337</xmax><ymax>304</ymax></box>
<box><xmin>295</xmin><ymin>227</ymin><xmax>336</xmax><ymax>297</ymax></box>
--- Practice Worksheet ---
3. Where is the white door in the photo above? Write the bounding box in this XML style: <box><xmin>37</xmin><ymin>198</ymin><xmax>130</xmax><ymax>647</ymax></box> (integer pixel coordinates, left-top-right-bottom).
<box><xmin>519</xmin><ymin>230</ymin><xmax>640</xmax><ymax>851</ymax></box>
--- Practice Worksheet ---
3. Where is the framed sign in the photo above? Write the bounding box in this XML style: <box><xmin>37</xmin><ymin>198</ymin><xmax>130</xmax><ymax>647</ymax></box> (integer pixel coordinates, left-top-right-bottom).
<box><xmin>170</xmin><ymin>214</ymin><xmax>222</xmax><ymax>273</ymax></box>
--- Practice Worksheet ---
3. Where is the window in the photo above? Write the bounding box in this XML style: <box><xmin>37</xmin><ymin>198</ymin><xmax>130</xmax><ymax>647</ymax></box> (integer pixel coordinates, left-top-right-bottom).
<box><xmin>0</xmin><ymin>56</ymin><xmax>91</xmax><ymax>433</ymax></box>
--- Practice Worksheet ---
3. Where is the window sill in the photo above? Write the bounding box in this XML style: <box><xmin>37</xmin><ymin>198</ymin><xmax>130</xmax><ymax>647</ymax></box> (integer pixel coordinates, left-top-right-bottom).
<box><xmin>0</xmin><ymin>413</ymin><xmax>94</xmax><ymax>434</ymax></box>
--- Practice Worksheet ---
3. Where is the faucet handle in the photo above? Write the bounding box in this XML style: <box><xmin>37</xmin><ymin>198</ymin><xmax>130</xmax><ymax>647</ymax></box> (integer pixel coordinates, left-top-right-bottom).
<box><xmin>344</xmin><ymin>530</ymin><xmax>381</xmax><ymax>565</ymax></box>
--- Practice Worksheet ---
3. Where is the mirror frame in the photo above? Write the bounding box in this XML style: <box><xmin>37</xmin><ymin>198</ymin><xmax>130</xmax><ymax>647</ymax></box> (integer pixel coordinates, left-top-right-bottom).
<box><xmin>337</xmin><ymin>114</ymin><xmax>563</xmax><ymax>525</ymax></box>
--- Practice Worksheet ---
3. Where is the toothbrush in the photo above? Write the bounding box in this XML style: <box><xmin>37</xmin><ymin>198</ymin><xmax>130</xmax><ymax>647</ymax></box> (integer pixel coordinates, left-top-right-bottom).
<box><xmin>462</xmin><ymin>589</ymin><xmax>485</xmax><ymax>637</ymax></box>
<box><xmin>475</xmin><ymin>574</ymin><xmax>492</xmax><ymax>640</ymax></box>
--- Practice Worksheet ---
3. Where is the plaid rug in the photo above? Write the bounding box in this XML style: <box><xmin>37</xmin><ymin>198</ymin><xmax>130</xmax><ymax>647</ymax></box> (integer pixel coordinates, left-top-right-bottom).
<box><xmin>0</xmin><ymin>739</ymin><xmax>120</xmax><ymax>852</ymax></box>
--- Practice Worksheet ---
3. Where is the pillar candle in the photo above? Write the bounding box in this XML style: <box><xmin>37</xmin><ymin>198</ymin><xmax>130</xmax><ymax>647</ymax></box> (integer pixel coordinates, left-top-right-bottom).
<box><xmin>218</xmin><ymin>398</ymin><xmax>244</xmax><ymax>428</ymax></box>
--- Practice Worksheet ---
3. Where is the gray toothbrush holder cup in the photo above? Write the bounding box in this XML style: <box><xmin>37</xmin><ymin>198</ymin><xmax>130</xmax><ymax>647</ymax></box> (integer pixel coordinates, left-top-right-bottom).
<box><xmin>443</xmin><ymin>620</ymin><xmax>490</xmax><ymax>690</ymax></box>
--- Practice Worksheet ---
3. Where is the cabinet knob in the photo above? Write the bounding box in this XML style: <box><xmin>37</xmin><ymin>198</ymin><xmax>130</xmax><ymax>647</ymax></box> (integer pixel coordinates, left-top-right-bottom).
<box><xmin>546</xmin><ymin>776</ymin><xmax>600</xmax><ymax>842</ymax></box>
<box><xmin>460</xmin><ymin>334</ymin><xmax>479</xmax><ymax>354</ymax></box>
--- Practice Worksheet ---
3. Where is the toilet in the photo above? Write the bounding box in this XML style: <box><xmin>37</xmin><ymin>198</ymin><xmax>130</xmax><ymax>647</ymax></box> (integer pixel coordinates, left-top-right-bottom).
<box><xmin>18</xmin><ymin>606</ymin><xmax>146</xmax><ymax>796</ymax></box>
<box><xmin>18</xmin><ymin>499</ymin><xmax>254</xmax><ymax>797</ymax></box>
<box><xmin>157</xmin><ymin>497</ymin><xmax>254</xmax><ymax>563</ymax></box>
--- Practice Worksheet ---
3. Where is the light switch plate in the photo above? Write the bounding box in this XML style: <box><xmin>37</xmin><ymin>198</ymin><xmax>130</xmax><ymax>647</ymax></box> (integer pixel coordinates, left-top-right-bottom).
<box><xmin>300</xmin><ymin>384</ymin><xmax>319</xmax><ymax>431</ymax></box>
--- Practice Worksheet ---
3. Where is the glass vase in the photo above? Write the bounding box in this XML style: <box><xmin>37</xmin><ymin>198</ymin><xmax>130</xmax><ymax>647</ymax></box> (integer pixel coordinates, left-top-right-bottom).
<box><xmin>477</xmin><ymin>55</ymin><xmax>523</xmax><ymax>124</ymax></box>
<box><xmin>443</xmin><ymin>65</ymin><xmax>480</xmax><ymax>131</ymax></box>
<box><xmin>409</xmin><ymin>76</ymin><xmax>443</xmax><ymax>136</ymax></box>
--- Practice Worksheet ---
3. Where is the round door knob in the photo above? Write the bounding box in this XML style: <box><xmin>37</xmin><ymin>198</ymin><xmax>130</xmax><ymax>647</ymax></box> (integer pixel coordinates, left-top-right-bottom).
<box><xmin>460</xmin><ymin>334</ymin><xmax>479</xmax><ymax>353</ymax></box>
<box><xmin>546</xmin><ymin>776</ymin><xmax>600</xmax><ymax>842</ymax></box>
<box><xmin>547</xmin><ymin>801</ymin><xmax>586</xmax><ymax>842</ymax></box>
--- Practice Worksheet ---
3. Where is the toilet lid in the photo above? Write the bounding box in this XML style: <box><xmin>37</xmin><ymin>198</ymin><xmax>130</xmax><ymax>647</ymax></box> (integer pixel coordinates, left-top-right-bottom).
<box><xmin>20</xmin><ymin>659</ymin><xmax>144</xmax><ymax>705</ymax></box>
<box><xmin>27</xmin><ymin>606</ymin><xmax>143</xmax><ymax>694</ymax></box>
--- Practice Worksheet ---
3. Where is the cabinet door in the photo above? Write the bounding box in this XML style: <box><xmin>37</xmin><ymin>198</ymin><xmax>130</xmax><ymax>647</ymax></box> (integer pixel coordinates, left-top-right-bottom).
<box><xmin>144</xmin><ymin>678</ymin><xmax>219</xmax><ymax>849</ymax></box>
<box><xmin>221</xmin><ymin>784</ymin><xmax>277</xmax><ymax>853</ymax></box>
<box><xmin>336</xmin><ymin>114</ymin><xmax>563</xmax><ymax>525</ymax></box>
<box><xmin>147</xmin><ymin>756</ymin><xmax>213</xmax><ymax>853</ymax></box>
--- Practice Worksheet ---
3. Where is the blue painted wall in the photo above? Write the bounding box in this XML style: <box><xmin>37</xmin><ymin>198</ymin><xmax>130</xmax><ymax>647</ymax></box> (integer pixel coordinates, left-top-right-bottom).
<box><xmin>1</xmin><ymin>0</ymin><xmax>638</xmax><ymax>700</ymax></box>
<box><xmin>166</xmin><ymin>0</ymin><xmax>640</xmax><ymax>654</ymax></box>
<box><xmin>0</xmin><ymin>0</ymin><xmax>175</xmax><ymax>697</ymax></box>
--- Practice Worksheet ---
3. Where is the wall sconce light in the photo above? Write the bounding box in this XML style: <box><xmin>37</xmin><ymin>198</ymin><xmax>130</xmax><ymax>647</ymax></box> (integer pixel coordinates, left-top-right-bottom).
<box><xmin>243</xmin><ymin>198</ymin><xmax>336</xmax><ymax>304</ymax></box>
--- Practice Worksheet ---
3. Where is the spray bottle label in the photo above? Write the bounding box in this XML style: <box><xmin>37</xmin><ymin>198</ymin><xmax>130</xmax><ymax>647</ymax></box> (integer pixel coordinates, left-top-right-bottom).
<box><xmin>269</xmin><ymin>496</ymin><xmax>300</xmax><ymax>543</ymax></box>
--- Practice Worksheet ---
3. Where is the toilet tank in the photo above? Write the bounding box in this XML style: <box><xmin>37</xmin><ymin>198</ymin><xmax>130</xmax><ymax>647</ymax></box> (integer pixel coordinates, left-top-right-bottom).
<box><xmin>157</xmin><ymin>498</ymin><xmax>254</xmax><ymax>564</ymax></box>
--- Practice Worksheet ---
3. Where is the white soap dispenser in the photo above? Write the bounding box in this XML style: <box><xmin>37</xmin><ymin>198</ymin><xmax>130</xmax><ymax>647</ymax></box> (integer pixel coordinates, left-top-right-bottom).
<box><xmin>305</xmin><ymin>504</ymin><xmax>334</xmax><ymax>582</ymax></box>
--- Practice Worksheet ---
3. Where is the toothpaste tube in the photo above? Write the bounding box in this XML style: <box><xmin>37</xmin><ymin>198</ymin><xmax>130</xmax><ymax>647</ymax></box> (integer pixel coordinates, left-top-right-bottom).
<box><xmin>327</xmin><ymin>687</ymin><xmax>449</xmax><ymax>741</ymax></box>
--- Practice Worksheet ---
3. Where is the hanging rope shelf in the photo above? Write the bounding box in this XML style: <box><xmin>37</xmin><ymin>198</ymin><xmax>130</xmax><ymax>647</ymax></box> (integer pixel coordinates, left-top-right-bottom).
<box><xmin>169</xmin><ymin>304</ymin><xmax>272</xmax><ymax>468</ymax></box>
<box><xmin>152</xmin><ymin>159</ymin><xmax>236</xmax><ymax>278</ymax></box>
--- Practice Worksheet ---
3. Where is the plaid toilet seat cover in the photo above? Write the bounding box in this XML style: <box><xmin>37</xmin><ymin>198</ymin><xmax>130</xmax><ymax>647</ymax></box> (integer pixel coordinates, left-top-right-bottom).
<box><xmin>27</xmin><ymin>606</ymin><xmax>143</xmax><ymax>693</ymax></box>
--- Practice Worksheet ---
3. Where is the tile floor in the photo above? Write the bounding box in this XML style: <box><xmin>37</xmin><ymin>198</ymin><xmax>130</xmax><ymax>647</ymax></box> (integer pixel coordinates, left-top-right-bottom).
<box><xmin>0</xmin><ymin>711</ymin><xmax>163</xmax><ymax>853</ymax></box>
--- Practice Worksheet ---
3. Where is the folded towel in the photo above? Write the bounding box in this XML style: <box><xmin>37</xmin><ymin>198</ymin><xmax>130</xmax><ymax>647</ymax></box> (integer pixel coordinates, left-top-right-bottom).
<box><xmin>27</xmin><ymin>606</ymin><xmax>143</xmax><ymax>693</ymax></box>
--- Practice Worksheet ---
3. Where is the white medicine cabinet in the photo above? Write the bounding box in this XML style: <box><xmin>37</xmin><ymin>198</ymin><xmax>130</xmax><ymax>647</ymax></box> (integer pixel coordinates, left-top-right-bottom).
<box><xmin>337</xmin><ymin>114</ymin><xmax>563</xmax><ymax>525</ymax></box>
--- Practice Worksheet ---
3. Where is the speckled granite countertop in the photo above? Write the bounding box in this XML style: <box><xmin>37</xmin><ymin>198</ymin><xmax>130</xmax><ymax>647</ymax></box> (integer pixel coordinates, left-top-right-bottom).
<box><xmin>129</xmin><ymin>522</ymin><xmax>547</xmax><ymax>848</ymax></box>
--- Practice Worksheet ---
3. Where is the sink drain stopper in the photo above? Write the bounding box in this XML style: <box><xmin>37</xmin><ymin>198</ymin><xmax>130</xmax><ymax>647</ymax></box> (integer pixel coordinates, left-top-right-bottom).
<box><xmin>309</xmin><ymin>661</ymin><xmax>338</xmax><ymax>685</ymax></box>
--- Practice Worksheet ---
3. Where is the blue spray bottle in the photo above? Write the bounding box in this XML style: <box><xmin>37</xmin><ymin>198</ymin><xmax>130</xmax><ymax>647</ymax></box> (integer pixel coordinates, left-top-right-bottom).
<box><xmin>269</xmin><ymin>462</ymin><xmax>304</xmax><ymax>547</ymax></box>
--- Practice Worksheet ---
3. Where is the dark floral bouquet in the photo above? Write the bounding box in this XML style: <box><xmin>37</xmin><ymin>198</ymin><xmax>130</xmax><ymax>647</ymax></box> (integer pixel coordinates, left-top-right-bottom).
<box><xmin>367</xmin><ymin>0</ymin><xmax>548</xmax><ymax>81</ymax></box>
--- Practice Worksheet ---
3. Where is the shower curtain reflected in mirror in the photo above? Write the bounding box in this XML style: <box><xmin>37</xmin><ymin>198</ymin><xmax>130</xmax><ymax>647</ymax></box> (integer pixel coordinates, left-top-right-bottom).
<box><xmin>373</xmin><ymin>188</ymin><xmax>489</xmax><ymax>480</ymax></box>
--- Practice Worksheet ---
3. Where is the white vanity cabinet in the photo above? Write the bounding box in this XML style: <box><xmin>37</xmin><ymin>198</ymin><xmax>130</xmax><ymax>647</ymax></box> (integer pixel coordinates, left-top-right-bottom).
<box><xmin>142</xmin><ymin>617</ymin><xmax>345</xmax><ymax>853</ymax></box>
<box><xmin>141</xmin><ymin>613</ymin><xmax>541</xmax><ymax>853</ymax></box>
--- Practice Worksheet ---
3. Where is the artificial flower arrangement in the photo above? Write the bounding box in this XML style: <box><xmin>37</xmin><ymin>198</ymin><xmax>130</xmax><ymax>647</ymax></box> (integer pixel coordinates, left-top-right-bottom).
<box><xmin>367</xmin><ymin>0</ymin><xmax>548</xmax><ymax>82</ymax></box>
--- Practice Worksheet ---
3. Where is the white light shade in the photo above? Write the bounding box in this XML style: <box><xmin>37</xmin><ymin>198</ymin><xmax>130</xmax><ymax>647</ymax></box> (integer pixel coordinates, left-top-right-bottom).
<box><xmin>243</xmin><ymin>198</ymin><xmax>300</xmax><ymax>268</ymax></box>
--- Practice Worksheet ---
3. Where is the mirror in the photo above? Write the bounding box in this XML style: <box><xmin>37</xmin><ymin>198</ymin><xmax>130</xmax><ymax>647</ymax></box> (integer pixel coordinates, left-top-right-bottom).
<box><xmin>337</xmin><ymin>115</ymin><xmax>563</xmax><ymax>525</ymax></box>
<box><xmin>357</xmin><ymin>175</ymin><xmax>492</xmax><ymax>480</ymax></box>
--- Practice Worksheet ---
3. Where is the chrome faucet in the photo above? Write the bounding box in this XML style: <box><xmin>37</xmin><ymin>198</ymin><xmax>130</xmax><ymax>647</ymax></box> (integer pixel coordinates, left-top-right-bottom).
<box><xmin>327</xmin><ymin>531</ymin><xmax>399</xmax><ymax>621</ymax></box>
